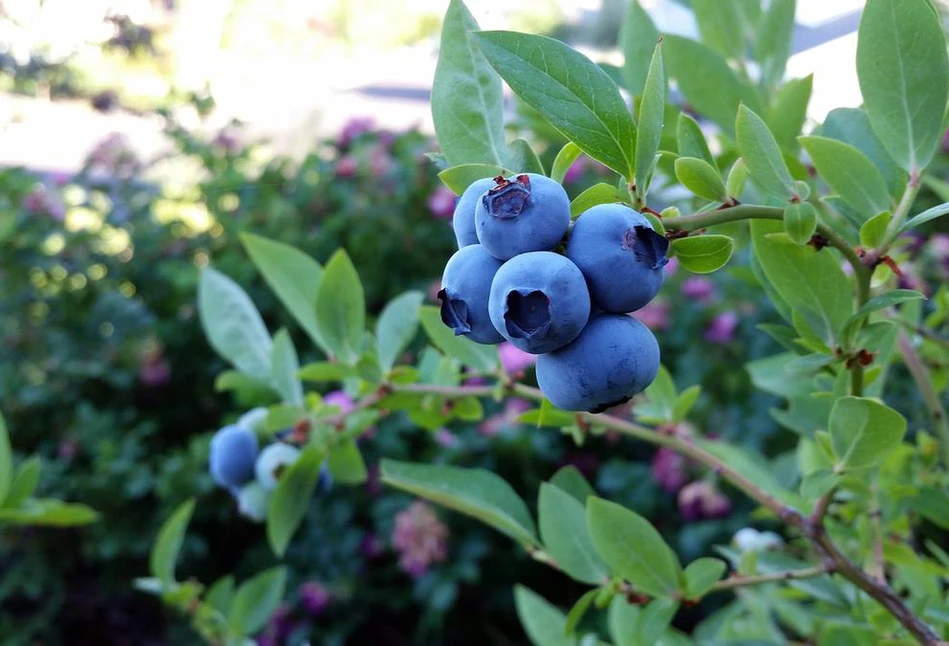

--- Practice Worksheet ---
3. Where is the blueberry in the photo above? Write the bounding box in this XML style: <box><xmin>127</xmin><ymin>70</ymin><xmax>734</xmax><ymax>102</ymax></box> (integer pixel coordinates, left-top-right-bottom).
<box><xmin>209</xmin><ymin>425</ymin><xmax>258</xmax><ymax>490</ymax></box>
<box><xmin>255</xmin><ymin>443</ymin><xmax>301</xmax><ymax>490</ymax></box>
<box><xmin>475</xmin><ymin>174</ymin><xmax>570</xmax><ymax>260</ymax></box>
<box><xmin>566</xmin><ymin>204</ymin><xmax>669</xmax><ymax>313</ymax></box>
<box><xmin>236</xmin><ymin>481</ymin><xmax>270</xmax><ymax>522</ymax></box>
<box><xmin>488</xmin><ymin>251</ymin><xmax>590</xmax><ymax>354</ymax></box>
<box><xmin>536</xmin><ymin>314</ymin><xmax>660</xmax><ymax>412</ymax></box>
<box><xmin>452</xmin><ymin>177</ymin><xmax>497</xmax><ymax>248</ymax></box>
<box><xmin>236</xmin><ymin>407</ymin><xmax>268</xmax><ymax>432</ymax></box>
<box><xmin>438</xmin><ymin>244</ymin><xmax>505</xmax><ymax>344</ymax></box>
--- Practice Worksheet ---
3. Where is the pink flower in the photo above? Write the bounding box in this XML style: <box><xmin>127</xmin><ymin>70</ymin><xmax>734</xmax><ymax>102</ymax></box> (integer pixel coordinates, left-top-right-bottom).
<box><xmin>392</xmin><ymin>501</ymin><xmax>449</xmax><ymax>577</ymax></box>
<box><xmin>324</xmin><ymin>390</ymin><xmax>355</xmax><ymax>414</ymax></box>
<box><xmin>704</xmin><ymin>311</ymin><xmax>738</xmax><ymax>344</ymax></box>
<box><xmin>336</xmin><ymin>155</ymin><xmax>358</xmax><ymax>178</ymax></box>
<box><xmin>631</xmin><ymin>299</ymin><xmax>670</xmax><ymax>330</ymax></box>
<box><xmin>337</xmin><ymin>117</ymin><xmax>375</xmax><ymax>148</ymax></box>
<box><xmin>928</xmin><ymin>233</ymin><xmax>949</xmax><ymax>261</ymax></box>
<box><xmin>563</xmin><ymin>157</ymin><xmax>588</xmax><ymax>183</ymax></box>
<box><xmin>652</xmin><ymin>448</ymin><xmax>687</xmax><ymax>493</ymax></box>
<box><xmin>434</xmin><ymin>428</ymin><xmax>459</xmax><ymax>448</ymax></box>
<box><xmin>427</xmin><ymin>185</ymin><xmax>457</xmax><ymax>219</ymax></box>
<box><xmin>361</xmin><ymin>532</ymin><xmax>384</xmax><ymax>558</ymax></box>
<box><xmin>299</xmin><ymin>581</ymin><xmax>331</xmax><ymax>616</ymax></box>
<box><xmin>678</xmin><ymin>481</ymin><xmax>732</xmax><ymax>521</ymax></box>
<box><xmin>664</xmin><ymin>256</ymin><xmax>680</xmax><ymax>277</ymax></box>
<box><xmin>499</xmin><ymin>342</ymin><xmax>536</xmax><ymax>375</ymax></box>
<box><xmin>479</xmin><ymin>398</ymin><xmax>531</xmax><ymax>436</ymax></box>
<box><xmin>23</xmin><ymin>184</ymin><xmax>65</xmax><ymax>221</ymax></box>
<box><xmin>680</xmin><ymin>277</ymin><xmax>715</xmax><ymax>303</ymax></box>
<box><xmin>139</xmin><ymin>356</ymin><xmax>171</xmax><ymax>388</ymax></box>
<box><xmin>368</xmin><ymin>144</ymin><xmax>393</xmax><ymax>177</ymax></box>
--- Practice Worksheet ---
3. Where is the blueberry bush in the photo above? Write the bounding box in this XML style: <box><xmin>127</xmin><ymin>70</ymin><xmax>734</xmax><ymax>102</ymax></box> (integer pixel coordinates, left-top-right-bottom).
<box><xmin>142</xmin><ymin>1</ymin><xmax>949</xmax><ymax>645</ymax></box>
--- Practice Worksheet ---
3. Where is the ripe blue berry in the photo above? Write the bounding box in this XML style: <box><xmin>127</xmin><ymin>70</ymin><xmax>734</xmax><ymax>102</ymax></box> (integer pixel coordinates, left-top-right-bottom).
<box><xmin>475</xmin><ymin>174</ymin><xmax>570</xmax><ymax>260</ymax></box>
<box><xmin>452</xmin><ymin>177</ymin><xmax>497</xmax><ymax>248</ymax></box>
<box><xmin>488</xmin><ymin>251</ymin><xmax>590</xmax><ymax>354</ymax></box>
<box><xmin>536</xmin><ymin>314</ymin><xmax>660</xmax><ymax>412</ymax></box>
<box><xmin>438</xmin><ymin>244</ymin><xmax>505</xmax><ymax>344</ymax></box>
<box><xmin>317</xmin><ymin>464</ymin><xmax>333</xmax><ymax>494</ymax></box>
<box><xmin>209</xmin><ymin>425</ymin><xmax>259</xmax><ymax>490</ymax></box>
<box><xmin>566</xmin><ymin>204</ymin><xmax>669</xmax><ymax>313</ymax></box>
<box><xmin>255</xmin><ymin>443</ymin><xmax>301</xmax><ymax>490</ymax></box>
<box><xmin>237</xmin><ymin>407</ymin><xmax>268</xmax><ymax>433</ymax></box>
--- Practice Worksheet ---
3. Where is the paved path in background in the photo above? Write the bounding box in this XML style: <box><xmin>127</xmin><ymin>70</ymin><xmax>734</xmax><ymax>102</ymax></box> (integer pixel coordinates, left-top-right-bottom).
<box><xmin>0</xmin><ymin>7</ymin><xmax>863</xmax><ymax>176</ymax></box>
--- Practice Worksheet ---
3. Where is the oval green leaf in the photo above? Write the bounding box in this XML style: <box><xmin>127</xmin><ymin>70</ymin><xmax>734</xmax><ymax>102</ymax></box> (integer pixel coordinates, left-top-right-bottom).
<box><xmin>829</xmin><ymin>396</ymin><xmax>907</xmax><ymax>471</ymax></box>
<box><xmin>736</xmin><ymin>104</ymin><xmax>796</xmax><ymax>200</ymax></box>
<box><xmin>419</xmin><ymin>305</ymin><xmax>498</xmax><ymax>372</ymax></box>
<box><xmin>800</xmin><ymin>136</ymin><xmax>891</xmax><ymax>217</ymax></box>
<box><xmin>267</xmin><ymin>446</ymin><xmax>326</xmax><ymax>557</ymax></box>
<box><xmin>674</xmin><ymin>157</ymin><xmax>727</xmax><ymax>202</ymax></box>
<box><xmin>314</xmin><ymin>249</ymin><xmax>366</xmax><ymax>365</ymax></box>
<box><xmin>670</xmin><ymin>235</ymin><xmax>735</xmax><ymax>274</ymax></box>
<box><xmin>539</xmin><ymin>483</ymin><xmax>608</xmax><ymax>585</ymax></box>
<box><xmin>149</xmin><ymin>498</ymin><xmax>195</xmax><ymax>587</ymax></box>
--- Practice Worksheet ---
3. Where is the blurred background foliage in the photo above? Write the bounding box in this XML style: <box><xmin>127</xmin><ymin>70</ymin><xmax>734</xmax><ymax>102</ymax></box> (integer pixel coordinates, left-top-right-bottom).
<box><xmin>2</xmin><ymin>1</ymin><xmax>949</xmax><ymax>645</ymax></box>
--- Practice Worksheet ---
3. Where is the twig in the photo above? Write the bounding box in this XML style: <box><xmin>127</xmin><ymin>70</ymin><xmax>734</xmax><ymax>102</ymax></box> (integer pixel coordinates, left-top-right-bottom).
<box><xmin>898</xmin><ymin>330</ymin><xmax>949</xmax><ymax>469</ymax></box>
<box><xmin>710</xmin><ymin>564</ymin><xmax>832</xmax><ymax>592</ymax></box>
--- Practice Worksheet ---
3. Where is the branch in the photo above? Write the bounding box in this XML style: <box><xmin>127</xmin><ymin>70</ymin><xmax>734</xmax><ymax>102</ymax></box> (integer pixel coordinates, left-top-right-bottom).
<box><xmin>898</xmin><ymin>330</ymin><xmax>949</xmax><ymax>468</ymax></box>
<box><xmin>710</xmin><ymin>564</ymin><xmax>832</xmax><ymax>592</ymax></box>
<box><xmin>880</xmin><ymin>174</ymin><xmax>922</xmax><ymax>253</ymax></box>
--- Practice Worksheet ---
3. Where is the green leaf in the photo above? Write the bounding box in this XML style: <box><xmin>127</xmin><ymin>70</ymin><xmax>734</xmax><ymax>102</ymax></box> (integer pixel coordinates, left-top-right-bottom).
<box><xmin>539</xmin><ymin>484</ymin><xmax>607</xmax><ymax>585</ymax></box>
<box><xmin>241</xmin><ymin>233</ymin><xmax>324</xmax><ymax>351</ymax></box>
<box><xmin>4</xmin><ymin>456</ymin><xmax>41</xmax><ymax>508</ymax></box>
<box><xmin>674</xmin><ymin>157</ymin><xmax>728</xmax><ymax>202</ymax></box>
<box><xmin>376</xmin><ymin>291</ymin><xmax>424</xmax><ymax>373</ymax></box>
<box><xmin>438</xmin><ymin>164</ymin><xmax>508</xmax><ymax>194</ymax></box>
<box><xmin>754</xmin><ymin>0</ymin><xmax>796</xmax><ymax>91</ymax></box>
<box><xmin>476</xmin><ymin>31</ymin><xmax>635</xmax><ymax>178</ymax></box>
<box><xmin>314</xmin><ymin>249</ymin><xmax>365</xmax><ymax>364</ymax></box>
<box><xmin>0</xmin><ymin>499</ymin><xmax>99</xmax><ymax>526</ymax></box>
<box><xmin>783</xmin><ymin>202</ymin><xmax>817</xmax><ymax>245</ymax></box>
<box><xmin>750</xmin><ymin>220</ymin><xmax>853</xmax><ymax>345</ymax></box>
<box><xmin>676</xmin><ymin>114</ymin><xmax>715</xmax><ymax>167</ymax></box>
<box><xmin>0</xmin><ymin>412</ymin><xmax>10</xmax><ymax>505</ymax></box>
<box><xmin>634</xmin><ymin>41</ymin><xmax>665</xmax><ymax>197</ymax></box>
<box><xmin>214</xmin><ymin>371</ymin><xmax>274</xmax><ymax>397</ymax></box>
<box><xmin>587</xmin><ymin>497</ymin><xmax>681</xmax><ymax>598</ymax></box>
<box><xmin>508</xmin><ymin>138</ymin><xmax>546</xmax><ymax>175</ymax></box>
<box><xmin>619</xmin><ymin>0</ymin><xmax>660</xmax><ymax>96</ymax></box>
<box><xmin>800</xmin><ymin>470</ymin><xmax>840</xmax><ymax>499</ymax></box>
<box><xmin>725</xmin><ymin>158</ymin><xmax>748</xmax><ymax>198</ymax></box>
<box><xmin>736</xmin><ymin>104</ymin><xmax>796</xmax><ymax>200</ymax></box>
<box><xmin>829</xmin><ymin>396</ymin><xmax>907</xmax><ymax>470</ymax></box>
<box><xmin>549</xmin><ymin>465</ymin><xmax>597</xmax><ymax>504</ymax></box>
<box><xmin>800</xmin><ymin>136</ymin><xmax>891</xmax><ymax>217</ymax></box>
<box><xmin>684</xmin><ymin>557</ymin><xmax>727</xmax><ymax>599</ymax></box>
<box><xmin>269</xmin><ymin>329</ymin><xmax>303</xmax><ymax>406</ymax></box>
<box><xmin>670</xmin><ymin>235</ymin><xmax>735</xmax><ymax>274</ymax></box>
<box><xmin>204</xmin><ymin>576</ymin><xmax>236</xmax><ymax>615</ymax></box>
<box><xmin>551</xmin><ymin>143</ymin><xmax>584</xmax><ymax>184</ymax></box>
<box><xmin>693</xmin><ymin>0</ymin><xmax>743</xmax><ymax>59</ymax></box>
<box><xmin>198</xmin><ymin>267</ymin><xmax>273</xmax><ymax>382</ymax></box>
<box><xmin>327</xmin><ymin>439</ymin><xmax>367</xmax><ymax>485</ymax></box>
<box><xmin>841</xmin><ymin>289</ymin><xmax>924</xmax><ymax>340</ymax></box>
<box><xmin>570</xmin><ymin>183</ymin><xmax>620</xmax><ymax>218</ymax></box>
<box><xmin>769</xmin><ymin>75</ymin><xmax>813</xmax><ymax>151</ymax></box>
<box><xmin>419</xmin><ymin>305</ymin><xmax>498</xmax><ymax>372</ymax></box>
<box><xmin>910</xmin><ymin>486</ymin><xmax>949</xmax><ymax>530</ymax></box>
<box><xmin>698</xmin><ymin>439</ymin><xmax>800</xmax><ymax>507</ymax></box>
<box><xmin>857</xmin><ymin>0</ymin><xmax>949</xmax><ymax>172</ymax></box>
<box><xmin>672</xmin><ymin>386</ymin><xmax>701</xmax><ymax>423</ymax></box>
<box><xmin>228</xmin><ymin>567</ymin><xmax>288</xmax><ymax>636</ymax></box>
<box><xmin>635</xmin><ymin>364</ymin><xmax>676</xmax><ymax>423</ymax></box>
<box><xmin>665</xmin><ymin>35</ymin><xmax>763</xmax><ymax>135</ymax></box>
<box><xmin>149</xmin><ymin>498</ymin><xmax>195</xmax><ymax>587</ymax></box>
<box><xmin>564</xmin><ymin>589</ymin><xmax>599</xmax><ymax>637</ymax></box>
<box><xmin>381</xmin><ymin>459</ymin><xmax>538</xmax><ymax>547</ymax></box>
<box><xmin>432</xmin><ymin>0</ymin><xmax>508</xmax><ymax>167</ymax></box>
<box><xmin>900</xmin><ymin>201</ymin><xmax>949</xmax><ymax>233</ymax></box>
<box><xmin>821</xmin><ymin>107</ymin><xmax>905</xmax><ymax>198</ymax></box>
<box><xmin>514</xmin><ymin>585</ymin><xmax>571</xmax><ymax>646</ymax></box>
<box><xmin>297</xmin><ymin>361</ymin><xmax>355</xmax><ymax>383</ymax></box>
<box><xmin>608</xmin><ymin>596</ymin><xmax>679</xmax><ymax>646</ymax></box>
<box><xmin>860</xmin><ymin>211</ymin><xmax>892</xmax><ymax>247</ymax></box>
<box><xmin>607</xmin><ymin>596</ymin><xmax>641</xmax><ymax>646</ymax></box>
<box><xmin>267</xmin><ymin>446</ymin><xmax>325</xmax><ymax>557</ymax></box>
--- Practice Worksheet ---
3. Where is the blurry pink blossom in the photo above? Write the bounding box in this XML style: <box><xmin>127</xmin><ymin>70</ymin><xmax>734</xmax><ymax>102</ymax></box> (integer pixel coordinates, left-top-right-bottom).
<box><xmin>427</xmin><ymin>185</ymin><xmax>457</xmax><ymax>219</ymax></box>
<box><xmin>139</xmin><ymin>356</ymin><xmax>171</xmax><ymax>388</ymax></box>
<box><xmin>392</xmin><ymin>501</ymin><xmax>449</xmax><ymax>577</ymax></box>
<box><xmin>499</xmin><ymin>342</ymin><xmax>536</xmax><ymax>375</ymax></box>
<box><xmin>704</xmin><ymin>311</ymin><xmax>738</xmax><ymax>344</ymax></box>
<box><xmin>23</xmin><ymin>184</ymin><xmax>65</xmax><ymax>221</ymax></box>
<box><xmin>680</xmin><ymin>276</ymin><xmax>715</xmax><ymax>303</ymax></box>
<box><xmin>337</xmin><ymin>117</ymin><xmax>375</xmax><ymax>148</ymax></box>
<box><xmin>664</xmin><ymin>256</ymin><xmax>680</xmax><ymax>276</ymax></box>
<box><xmin>479</xmin><ymin>398</ymin><xmax>531</xmax><ymax>436</ymax></box>
<box><xmin>299</xmin><ymin>581</ymin><xmax>331</xmax><ymax>616</ymax></box>
<box><xmin>336</xmin><ymin>155</ymin><xmax>358</xmax><ymax>178</ymax></box>
<box><xmin>434</xmin><ymin>428</ymin><xmax>459</xmax><ymax>448</ymax></box>
<box><xmin>86</xmin><ymin>133</ymin><xmax>140</xmax><ymax>178</ymax></box>
<box><xmin>563</xmin><ymin>157</ymin><xmax>588</xmax><ymax>183</ymax></box>
<box><xmin>652</xmin><ymin>447</ymin><xmax>687</xmax><ymax>493</ymax></box>
<box><xmin>631</xmin><ymin>299</ymin><xmax>670</xmax><ymax>330</ymax></box>
<box><xmin>369</xmin><ymin>144</ymin><xmax>393</xmax><ymax>177</ymax></box>
<box><xmin>324</xmin><ymin>390</ymin><xmax>355</xmax><ymax>414</ymax></box>
<box><xmin>678</xmin><ymin>481</ymin><xmax>732</xmax><ymax>521</ymax></box>
<box><xmin>361</xmin><ymin>532</ymin><xmax>384</xmax><ymax>558</ymax></box>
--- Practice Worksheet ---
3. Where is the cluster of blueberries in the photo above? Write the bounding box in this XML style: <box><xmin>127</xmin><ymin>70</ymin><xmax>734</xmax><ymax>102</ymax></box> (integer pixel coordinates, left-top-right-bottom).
<box><xmin>440</xmin><ymin>173</ymin><xmax>667</xmax><ymax>412</ymax></box>
<box><xmin>208</xmin><ymin>408</ymin><xmax>332</xmax><ymax>520</ymax></box>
